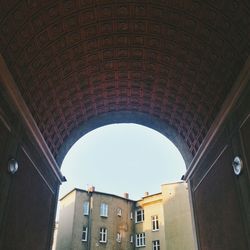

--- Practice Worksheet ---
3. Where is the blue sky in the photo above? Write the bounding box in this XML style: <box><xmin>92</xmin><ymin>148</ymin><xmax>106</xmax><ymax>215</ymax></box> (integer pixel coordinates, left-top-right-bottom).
<box><xmin>59</xmin><ymin>123</ymin><xmax>186</xmax><ymax>201</ymax></box>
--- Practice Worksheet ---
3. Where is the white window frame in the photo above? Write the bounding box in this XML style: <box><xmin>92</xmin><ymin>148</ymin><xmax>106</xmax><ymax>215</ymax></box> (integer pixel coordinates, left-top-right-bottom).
<box><xmin>130</xmin><ymin>235</ymin><xmax>134</xmax><ymax>243</ymax></box>
<box><xmin>152</xmin><ymin>240</ymin><xmax>160</xmax><ymax>250</ymax></box>
<box><xmin>117</xmin><ymin>208</ymin><xmax>122</xmax><ymax>216</ymax></box>
<box><xmin>83</xmin><ymin>201</ymin><xmax>89</xmax><ymax>215</ymax></box>
<box><xmin>100</xmin><ymin>203</ymin><xmax>108</xmax><ymax>217</ymax></box>
<box><xmin>135</xmin><ymin>209</ymin><xmax>144</xmax><ymax>223</ymax></box>
<box><xmin>81</xmin><ymin>226</ymin><xmax>88</xmax><ymax>242</ymax></box>
<box><xmin>99</xmin><ymin>227</ymin><xmax>107</xmax><ymax>243</ymax></box>
<box><xmin>130</xmin><ymin>211</ymin><xmax>133</xmax><ymax>220</ymax></box>
<box><xmin>135</xmin><ymin>232</ymin><xmax>146</xmax><ymax>247</ymax></box>
<box><xmin>152</xmin><ymin>215</ymin><xmax>159</xmax><ymax>231</ymax></box>
<box><xmin>116</xmin><ymin>232</ymin><xmax>121</xmax><ymax>242</ymax></box>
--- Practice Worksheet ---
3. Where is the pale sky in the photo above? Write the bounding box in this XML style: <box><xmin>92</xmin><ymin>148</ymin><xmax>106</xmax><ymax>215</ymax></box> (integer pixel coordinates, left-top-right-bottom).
<box><xmin>59</xmin><ymin>123</ymin><xmax>186</xmax><ymax>201</ymax></box>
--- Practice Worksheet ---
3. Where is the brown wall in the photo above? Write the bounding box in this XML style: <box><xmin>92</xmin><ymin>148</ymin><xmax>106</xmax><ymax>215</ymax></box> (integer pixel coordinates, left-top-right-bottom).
<box><xmin>88</xmin><ymin>192</ymin><xmax>135</xmax><ymax>250</ymax></box>
<box><xmin>56</xmin><ymin>189</ymin><xmax>135</xmax><ymax>250</ymax></box>
<box><xmin>0</xmin><ymin>84</ymin><xmax>61</xmax><ymax>250</ymax></box>
<box><xmin>190</xmin><ymin>83</ymin><xmax>250</xmax><ymax>250</ymax></box>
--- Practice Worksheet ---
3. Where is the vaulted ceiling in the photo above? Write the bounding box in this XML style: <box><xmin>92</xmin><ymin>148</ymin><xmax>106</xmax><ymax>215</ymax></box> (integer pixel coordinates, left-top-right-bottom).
<box><xmin>0</xmin><ymin>0</ymin><xmax>250</xmax><ymax>163</ymax></box>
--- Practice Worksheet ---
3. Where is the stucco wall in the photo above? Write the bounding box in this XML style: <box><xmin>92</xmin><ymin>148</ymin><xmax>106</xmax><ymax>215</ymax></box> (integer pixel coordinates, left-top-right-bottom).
<box><xmin>56</xmin><ymin>191</ymin><xmax>76</xmax><ymax>250</ymax></box>
<box><xmin>56</xmin><ymin>183</ymin><xmax>195</xmax><ymax>250</ymax></box>
<box><xmin>86</xmin><ymin>192</ymin><xmax>135</xmax><ymax>250</ymax></box>
<box><xmin>57</xmin><ymin>189</ymin><xmax>135</xmax><ymax>250</ymax></box>
<box><xmin>162</xmin><ymin>182</ymin><xmax>195</xmax><ymax>250</ymax></box>
<box><xmin>136</xmin><ymin>195</ymin><xmax>166</xmax><ymax>250</ymax></box>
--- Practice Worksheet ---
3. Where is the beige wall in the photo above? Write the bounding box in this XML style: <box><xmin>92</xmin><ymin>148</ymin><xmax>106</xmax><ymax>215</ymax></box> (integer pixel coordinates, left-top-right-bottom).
<box><xmin>56</xmin><ymin>183</ymin><xmax>195</xmax><ymax>250</ymax></box>
<box><xmin>52</xmin><ymin>222</ymin><xmax>59</xmax><ymax>250</ymax></box>
<box><xmin>70</xmin><ymin>191</ymin><xmax>89</xmax><ymax>250</ymax></box>
<box><xmin>136</xmin><ymin>194</ymin><xmax>166</xmax><ymax>250</ymax></box>
<box><xmin>56</xmin><ymin>191</ymin><xmax>76</xmax><ymax>250</ymax></box>
<box><xmin>162</xmin><ymin>182</ymin><xmax>196</xmax><ymax>250</ymax></box>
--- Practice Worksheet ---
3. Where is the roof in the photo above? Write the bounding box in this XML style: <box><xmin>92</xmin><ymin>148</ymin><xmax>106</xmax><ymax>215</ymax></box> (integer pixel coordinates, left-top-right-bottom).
<box><xmin>60</xmin><ymin>188</ymin><xmax>135</xmax><ymax>202</ymax></box>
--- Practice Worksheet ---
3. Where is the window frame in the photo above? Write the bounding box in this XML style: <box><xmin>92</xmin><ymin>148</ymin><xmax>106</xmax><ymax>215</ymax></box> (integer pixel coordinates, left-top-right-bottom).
<box><xmin>81</xmin><ymin>226</ymin><xmax>88</xmax><ymax>242</ymax></box>
<box><xmin>130</xmin><ymin>211</ymin><xmax>133</xmax><ymax>220</ymax></box>
<box><xmin>116</xmin><ymin>232</ymin><xmax>121</xmax><ymax>242</ymax></box>
<box><xmin>100</xmin><ymin>203</ymin><xmax>108</xmax><ymax>217</ymax></box>
<box><xmin>152</xmin><ymin>215</ymin><xmax>159</xmax><ymax>231</ymax></box>
<box><xmin>135</xmin><ymin>232</ymin><xmax>146</xmax><ymax>247</ymax></box>
<box><xmin>130</xmin><ymin>235</ymin><xmax>134</xmax><ymax>243</ymax></box>
<box><xmin>99</xmin><ymin>227</ymin><xmax>108</xmax><ymax>243</ymax></box>
<box><xmin>83</xmin><ymin>201</ymin><xmax>89</xmax><ymax>215</ymax></box>
<box><xmin>152</xmin><ymin>240</ymin><xmax>160</xmax><ymax>250</ymax></box>
<box><xmin>117</xmin><ymin>208</ymin><xmax>122</xmax><ymax>217</ymax></box>
<box><xmin>135</xmin><ymin>209</ymin><xmax>144</xmax><ymax>223</ymax></box>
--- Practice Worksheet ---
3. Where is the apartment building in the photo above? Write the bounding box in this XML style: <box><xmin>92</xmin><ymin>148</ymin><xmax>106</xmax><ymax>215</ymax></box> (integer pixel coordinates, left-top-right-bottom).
<box><xmin>135</xmin><ymin>182</ymin><xmax>195</xmax><ymax>250</ymax></box>
<box><xmin>56</xmin><ymin>187</ymin><xmax>135</xmax><ymax>250</ymax></box>
<box><xmin>56</xmin><ymin>182</ymin><xmax>195</xmax><ymax>250</ymax></box>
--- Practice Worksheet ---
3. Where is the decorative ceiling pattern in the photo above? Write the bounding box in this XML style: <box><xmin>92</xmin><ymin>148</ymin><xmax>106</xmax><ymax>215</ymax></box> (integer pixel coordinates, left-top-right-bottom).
<box><xmin>0</xmin><ymin>0</ymin><xmax>250</xmax><ymax>160</ymax></box>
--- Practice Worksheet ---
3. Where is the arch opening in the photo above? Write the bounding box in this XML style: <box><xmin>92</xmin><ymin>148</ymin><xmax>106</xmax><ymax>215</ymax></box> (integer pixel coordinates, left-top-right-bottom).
<box><xmin>55</xmin><ymin>122</ymin><xmax>197</xmax><ymax>250</ymax></box>
<box><xmin>59</xmin><ymin>122</ymin><xmax>187</xmax><ymax>200</ymax></box>
<box><xmin>56</xmin><ymin>111</ymin><xmax>193</xmax><ymax>167</ymax></box>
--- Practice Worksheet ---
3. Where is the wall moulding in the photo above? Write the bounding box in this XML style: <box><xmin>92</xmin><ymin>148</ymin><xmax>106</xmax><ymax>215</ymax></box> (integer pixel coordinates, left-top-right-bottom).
<box><xmin>0</xmin><ymin>54</ymin><xmax>65</xmax><ymax>183</ymax></box>
<box><xmin>184</xmin><ymin>55</ymin><xmax>250</xmax><ymax>181</ymax></box>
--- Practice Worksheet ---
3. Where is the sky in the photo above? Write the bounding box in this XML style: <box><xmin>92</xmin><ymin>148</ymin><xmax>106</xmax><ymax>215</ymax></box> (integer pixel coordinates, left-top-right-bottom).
<box><xmin>58</xmin><ymin>123</ymin><xmax>186</xmax><ymax>201</ymax></box>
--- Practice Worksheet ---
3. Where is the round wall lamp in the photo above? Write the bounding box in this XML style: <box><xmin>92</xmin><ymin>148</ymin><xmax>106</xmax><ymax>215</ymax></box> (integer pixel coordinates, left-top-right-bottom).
<box><xmin>232</xmin><ymin>156</ymin><xmax>243</xmax><ymax>176</ymax></box>
<box><xmin>8</xmin><ymin>158</ymin><xmax>19</xmax><ymax>174</ymax></box>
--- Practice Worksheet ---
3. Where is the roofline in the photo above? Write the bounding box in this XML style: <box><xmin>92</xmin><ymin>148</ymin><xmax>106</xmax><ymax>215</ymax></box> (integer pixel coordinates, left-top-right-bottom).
<box><xmin>60</xmin><ymin>181</ymin><xmax>186</xmax><ymax>201</ymax></box>
<box><xmin>136</xmin><ymin>192</ymin><xmax>162</xmax><ymax>202</ymax></box>
<box><xmin>161</xmin><ymin>180</ymin><xmax>185</xmax><ymax>186</ymax></box>
<box><xmin>60</xmin><ymin>188</ymin><xmax>136</xmax><ymax>202</ymax></box>
<box><xmin>59</xmin><ymin>188</ymin><xmax>78</xmax><ymax>201</ymax></box>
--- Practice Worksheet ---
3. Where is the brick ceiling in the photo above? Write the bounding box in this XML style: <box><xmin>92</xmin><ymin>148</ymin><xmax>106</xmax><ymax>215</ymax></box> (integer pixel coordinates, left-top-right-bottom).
<box><xmin>0</xmin><ymin>0</ymin><xmax>250</xmax><ymax>162</ymax></box>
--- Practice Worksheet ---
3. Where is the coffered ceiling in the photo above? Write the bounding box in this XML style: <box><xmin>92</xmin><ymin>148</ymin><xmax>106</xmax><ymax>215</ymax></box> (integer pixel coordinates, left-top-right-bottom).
<box><xmin>0</xmin><ymin>0</ymin><xmax>249</xmax><ymax>162</ymax></box>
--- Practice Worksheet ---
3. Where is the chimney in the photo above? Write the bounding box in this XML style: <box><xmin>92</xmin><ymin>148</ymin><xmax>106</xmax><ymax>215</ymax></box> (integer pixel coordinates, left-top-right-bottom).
<box><xmin>87</xmin><ymin>186</ymin><xmax>95</xmax><ymax>193</ymax></box>
<box><xmin>124</xmin><ymin>192</ymin><xmax>129</xmax><ymax>199</ymax></box>
<box><xmin>144</xmin><ymin>192</ymin><xmax>149</xmax><ymax>197</ymax></box>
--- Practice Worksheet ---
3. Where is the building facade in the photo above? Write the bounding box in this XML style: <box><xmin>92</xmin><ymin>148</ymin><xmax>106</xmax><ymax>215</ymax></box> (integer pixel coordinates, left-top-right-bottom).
<box><xmin>56</xmin><ymin>187</ymin><xmax>135</xmax><ymax>250</ymax></box>
<box><xmin>56</xmin><ymin>182</ymin><xmax>195</xmax><ymax>250</ymax></box>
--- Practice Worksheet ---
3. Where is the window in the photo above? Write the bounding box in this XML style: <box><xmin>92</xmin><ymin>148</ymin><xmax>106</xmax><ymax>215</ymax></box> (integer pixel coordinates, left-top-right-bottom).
<box><xmin>130</xmin><ymin>211</ymin><xmax>133</xmax><ymax>220</ymax></box>
<box><xmin>135</xmin><ymin>209</ymin><xmax>144</xmax><ymax>223</ymax></box>
<box><xmin>81</xmin><ymin>226</ymin><xmax>88</xmax><ymax>241</ymax></box>
<box><xmin>83</xmin><ymin>201</ymin><xmax>89</xmax><ymax>215</ymax></box>
<box><xmin>100</xmin><ymin>203</ymin><xmax>108</xmax><ymax>217</ymax></box>
<box><xmin>135</xmin><ymin>233</ymin><xmax>145</xmax><ymax>247</ymax></box>
<box><xmin>152</xmin><ymin>240</ymin><xmax>160</xmax><ymax>250</ymax></box>
<box><xmin>130</xmin><ymin>235</ymin><xmax>133</xmax><ymax>243</ymax></box>
<box><xmin>152</xmin><ymin>215</ymin><xmax>159</xmax><ymax>231</ymax></box>
<box><xmin>99</xmin><ymin>228</ymin><xmax>107</xmax><ymax>243</ymax></box>
<box><xmin>116</xmin><ymin>232</ymin><xmax>121</xmax><ymax>242</ymax></box>
<box><xmin>117</xmin><ymin>208</ymin><xmax>122</xmax><ymax>216</ymax></box>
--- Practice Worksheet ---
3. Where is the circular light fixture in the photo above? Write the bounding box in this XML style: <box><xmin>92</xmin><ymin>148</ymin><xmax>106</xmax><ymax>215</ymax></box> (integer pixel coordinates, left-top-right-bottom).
<box><xmin>8</xmin><ymin>158</ymin><xmax>18</xmax><ymax>174</ymax></box>
<box><xmin>232</xmin><ymin>156</ymin><xmax>243</xmax><ymax>176</ymax></box>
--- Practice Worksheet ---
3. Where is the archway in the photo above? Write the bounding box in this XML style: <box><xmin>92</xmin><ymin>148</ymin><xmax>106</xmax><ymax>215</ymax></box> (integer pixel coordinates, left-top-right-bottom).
<box><xmin>59</xmin><ymin>123</ymin><xmax>187</xmax><ymax>199</ymax></box>
<box><xmin>0</xmin><ymin>0</ymin><xmax>250</xmax><ymax>249</ymax></box>
<box><xmin>55</xmin><ymin>123</ymin><xmax>196</xmax><ymax>250</ymax></box>
<box><xmin>56</xmin><ymin>111</ymin><xmax>192</xmax><ymax>167</ymax></box>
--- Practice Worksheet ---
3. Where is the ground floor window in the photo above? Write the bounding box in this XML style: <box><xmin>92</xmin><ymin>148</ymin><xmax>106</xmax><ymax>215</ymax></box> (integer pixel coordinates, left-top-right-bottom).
<box><xmin>136</xmin><ymin>232</ymin><xmax>145</xmax><ymax>247</ymax></box>
<box><xmin>152</xmin><ymin>240</ymin><xmax>160</xmax><ymax>250</ymax></box>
